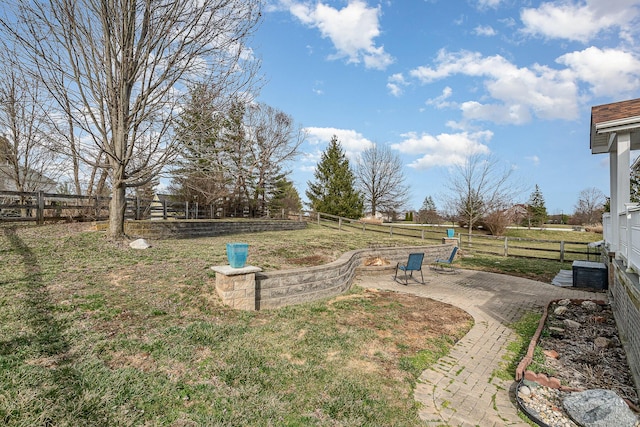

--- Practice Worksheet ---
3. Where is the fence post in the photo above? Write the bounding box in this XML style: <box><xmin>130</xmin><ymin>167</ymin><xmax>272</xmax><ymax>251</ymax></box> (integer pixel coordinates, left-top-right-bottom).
<box><xmin>135</xmin><ymin>196</ymin><xmax>141</xmax><ymax>220</ymax></box>
<box><xmin>317</xmin><ymin>212</ymin><xmax>320</xmax><ymax>225</ymax></box>
<box><xmin>504</xmin><ymin>237</ymin><xmax>508</xmax><ymax>257</ymax></box>
<box><xmin>421</xmin><ymin>229</ymin><xmax>425</xmax><ymax>240</ymax></box>
<box><xmin>339</xmin><ymin>218</ymin><xmax>342</xmax><ymax>230</ymax></box>
<box><xmin>560</xmin><ymin>241</ymin><xmax>565</xmax><ymax>263</ymax></box>
<box><xmin>389</xmin><ymin>225</ymin><xmax>393</xmax><ymax>237</ymax></box>
<box><xmin>36</xmin><ymin>191</ymin><xmax>44</xmax><ymax>224</ymax></box>
<box><xmin>163</xmin><ymin>200</ymin><xmax>167</xmax><ymax>220</ymax></box>
<box><xmin>195</xmin><ymin>202</ymin><xmax>198</xmax><ymax>219</ymax></box>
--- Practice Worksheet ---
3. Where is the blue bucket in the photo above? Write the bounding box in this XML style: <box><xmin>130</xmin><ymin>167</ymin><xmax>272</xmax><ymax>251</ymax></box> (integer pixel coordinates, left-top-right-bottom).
<box><xmin>446</xmin><ymin>229</ymin><xmax>455</xmax><ymax>238</ymax></box>
<box><xmin>226</xmin><ymin>243</ymin><xmax>249</xmax><ymax>268</ymax></box>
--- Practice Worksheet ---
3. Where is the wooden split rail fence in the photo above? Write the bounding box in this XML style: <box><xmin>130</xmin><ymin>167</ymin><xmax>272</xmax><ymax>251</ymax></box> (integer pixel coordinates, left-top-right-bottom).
<box><xmin>298</xmin><ymin>210</ymin><xmax>599</xmax><ymax>263</ymax></box>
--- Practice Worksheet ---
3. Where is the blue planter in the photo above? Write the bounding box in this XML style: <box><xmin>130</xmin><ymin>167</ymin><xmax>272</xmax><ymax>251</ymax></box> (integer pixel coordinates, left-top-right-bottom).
<box><xmin>447</xmin><ymin>229</ymin><xmax>455</xmax><ymax>238</ymax></box>
<box><xmin>226</xmin><ymin>243</ymin><xmax>249</xmax><ymax>268</ymax></box>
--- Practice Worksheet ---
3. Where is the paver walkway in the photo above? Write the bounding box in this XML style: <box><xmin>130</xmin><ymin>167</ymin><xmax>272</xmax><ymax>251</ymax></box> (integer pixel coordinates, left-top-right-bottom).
<box><xmin>355</xmin><ymin>269</ymin><xmax>605</xmax><ymax>427</ymax></box>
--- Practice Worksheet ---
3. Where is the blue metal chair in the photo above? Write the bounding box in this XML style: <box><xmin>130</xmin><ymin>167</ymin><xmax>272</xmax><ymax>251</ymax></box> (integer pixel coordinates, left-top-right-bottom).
<box><xmin>431</xmin><ymin>246</ymin><xmax>459</xmax><ymax>272</ymax></box>
<box><xmin>394</xmin><ymin>253</ymin><xmax>425</xmax><ymax>285</ymax></box>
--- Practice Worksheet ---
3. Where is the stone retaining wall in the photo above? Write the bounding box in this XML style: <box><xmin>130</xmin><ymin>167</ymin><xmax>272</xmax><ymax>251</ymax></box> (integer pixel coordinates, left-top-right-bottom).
<box><xmin>254</xmin><ymin>244</ymin><xmax>456</xmax><ymax>310</ymax></box>
<box><xmin>608</xmin><ymin>257</ymin><xmax>640</xmax><ymax>391</ymax></box>
<box><xmin>124</xmin><ymin>219</ymin><xmax>307</xmax><ymax>239</ymax></box>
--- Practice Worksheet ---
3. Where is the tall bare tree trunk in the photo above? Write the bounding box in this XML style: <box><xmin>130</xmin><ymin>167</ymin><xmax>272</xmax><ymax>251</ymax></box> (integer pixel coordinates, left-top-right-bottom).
<box><xmin>109</xmin><ymin>165</ymin><xmax>127</xmax><ymax>239</ymax></box>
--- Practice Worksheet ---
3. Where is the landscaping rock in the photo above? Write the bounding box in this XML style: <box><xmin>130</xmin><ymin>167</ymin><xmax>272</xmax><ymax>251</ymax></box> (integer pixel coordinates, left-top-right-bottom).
<box><xmin>555</xmin><ymin>306</ymin><xmax>569</xmax><ymax>315</ymax></box>
<box><xmin>581</xmin><ymin>300</ymin><xmax>599</xmax><ymax>312</ymax></box>
<box><xmin>518</xmin><ymin>385</ymin><xmax>532</xmax><ymax>397</ymax></box>
<box><xmin>130</xmin><ymin>238</ymin><xmax>151</xmax><ymax>249</ymax></box>
<box><xmin>563</xmin><ymin>319</ymin><xmax>581</xmax><ymax>328</ymax></box>
<box><xmin>563</xmin><ymin>389</ymin><xmax>639</xmax><ymax>427</ymax></box>
<box><xmin>594</xmin><ymin>337</ymin><xmax>610</xmax><ymax>349</ymax></box>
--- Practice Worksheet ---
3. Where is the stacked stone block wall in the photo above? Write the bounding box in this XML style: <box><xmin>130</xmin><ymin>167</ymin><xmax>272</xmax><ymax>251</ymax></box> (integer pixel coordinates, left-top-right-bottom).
<box><xmin>254</xmin><ymin>244</ymin><xmax>455</xmax><ymax>310</ymax></box>
<box><xmin>608</xmin><ymin>257</ymin><xmax>640</xmax><ymax>394</ymax></box>
<box><xmin>124</xmin><ymin>219</ymin><xmax>307</xmax><ymax>239</ymax></box>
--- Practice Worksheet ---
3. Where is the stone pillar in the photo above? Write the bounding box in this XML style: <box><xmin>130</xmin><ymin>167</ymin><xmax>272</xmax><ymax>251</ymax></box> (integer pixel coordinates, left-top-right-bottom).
<box><xmin>211</xmin><ymin>265</ymin><xmax>262</xmax><ymax>310</ymax></box>
<box><xmin>442</xmin><ymin>237</ymin><xmax>459</xmax><ymax>246</ymax></box>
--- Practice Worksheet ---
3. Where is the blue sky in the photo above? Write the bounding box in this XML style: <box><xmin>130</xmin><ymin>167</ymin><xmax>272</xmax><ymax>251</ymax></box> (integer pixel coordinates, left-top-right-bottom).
<box><xmin>254</xmin><ymin>0</ymin><xmax>640</xmax><ymax>215</ymax></box>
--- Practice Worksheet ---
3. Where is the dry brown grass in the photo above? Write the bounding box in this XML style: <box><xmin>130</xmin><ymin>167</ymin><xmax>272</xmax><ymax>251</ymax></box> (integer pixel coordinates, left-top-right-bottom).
<box><xmin>0</xmin><ymin>222</ymin><xmax>473</xmax><ymax>426</ymax></box>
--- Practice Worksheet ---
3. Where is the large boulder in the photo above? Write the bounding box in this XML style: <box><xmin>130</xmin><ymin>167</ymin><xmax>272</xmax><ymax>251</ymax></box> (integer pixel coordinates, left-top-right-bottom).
<box><xmin>563</xmin><ymin>389</ymin><xmax>638</xmax><ymax>427</ymax></box>
<box><xmin>129</xmin><ymin>238</ymin><xmax>151</xmax><ymax>250</ymax></box>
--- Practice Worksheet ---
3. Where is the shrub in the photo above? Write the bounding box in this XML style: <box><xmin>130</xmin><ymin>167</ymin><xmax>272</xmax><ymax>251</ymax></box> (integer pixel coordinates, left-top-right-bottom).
<box><xmin>584</xmin><ymin>224</ymin><xmax>603</xmax><ymax>234</ymax></box>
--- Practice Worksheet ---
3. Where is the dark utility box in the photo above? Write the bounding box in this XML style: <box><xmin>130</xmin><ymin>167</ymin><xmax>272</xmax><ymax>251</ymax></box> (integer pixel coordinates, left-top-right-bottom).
<box><xmin>572</xmin><ymin>261</ymin><xmax>608</xmax><ymax>290</ymax></box>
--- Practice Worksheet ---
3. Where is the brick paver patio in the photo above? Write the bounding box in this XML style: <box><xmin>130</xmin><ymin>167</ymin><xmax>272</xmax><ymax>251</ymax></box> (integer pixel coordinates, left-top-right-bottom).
<box><xmin>356</xmin><ymin>269</ymin><xmax>604</xmax><ymax>427</ymax></box>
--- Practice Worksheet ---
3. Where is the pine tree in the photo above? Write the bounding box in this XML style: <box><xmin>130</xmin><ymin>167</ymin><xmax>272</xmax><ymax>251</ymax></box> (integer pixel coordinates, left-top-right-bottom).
<box><xmin>526</xmin><ymin>184</ymin><xmax>548</xmax><ymax>227</ymax></box>
<box><xmin>172</xmin><ymin>83</ymin><xmax>230</xmax><ymax>206</ymax></box>
<box><xmin>418</xmin><ymin>195</ymin><xmax>438</xmax><ymax>224</ymax></box>
<box><xmin>306</xmin><ymin>136</ymin><xmax>364</xmax><ymax>219</ymax></box>
<box><xmin>421</xmin><ymin>196</ymin><xmax>436</xmax><ymax>211</ymax></box>
<box><xmin>269</xmin><ymin>177</ymin><xmax>302</xmax><ymax>216</ymax></box>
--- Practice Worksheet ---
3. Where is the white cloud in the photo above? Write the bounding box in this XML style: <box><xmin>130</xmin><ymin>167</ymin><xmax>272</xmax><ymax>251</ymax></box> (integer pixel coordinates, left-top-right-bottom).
<box><xmin>409</xmin><ymin>49</ymin><xmax>579</xmax><ymax>124</ymax></box>
<box><xmin>300</xmin><ymin>149</ymin><xmax>322</xmax><ymax>172</ymax></box>
<box><xmin>526</xmin><ymin>155</ymin><xmax>540</xmax><ymax>166</ymax></box>
<box><xmin>287</xmin><ymin>0</ymin><xmax>394</xmax><ymax>70</ymax></box>
<box><xmin>460</xmin><ymin>101</ymin><xmax>532</xmax><ymax>125</ymax></box>
<box><xmin>387</xmin><ymin>73</ymin><xmax>408</xmax><ymax>96</ymax></box>
<box><xmin>474</xmin><ymin>25</ymin><xmax>497</xmax><ymax>36</ymax></box>
<box><xmin>426</xmin><ymin>86</ymin><xmax>455</xmax><ymax>109</ymax></box>
<box><xmin>303</xmin><ymin>127</ymin><xmax>374</xmax><ymax>159</ymax></box>
<box><xmin>391</xmin><ymin>130</ymin><xmax>492</xmax><ymax>170</ymax></box>
<box><xmin>521</xmin><ymin>0</ymin><xmax>640</xmax><ymax>42</ymax></box>
<box><xmin>557</xmin><ymin>46</ymin><xmax>640</xmax><ymax>97</ymax></box>
<box><xmin>312</xmin><ymin>80</ymin><xmax>325</xmax><ymax>95</ymax></box>
<box><xmin>476</xmin><ymin>0</ymin><xmax>504</xmax><ymax>8</ymax></box>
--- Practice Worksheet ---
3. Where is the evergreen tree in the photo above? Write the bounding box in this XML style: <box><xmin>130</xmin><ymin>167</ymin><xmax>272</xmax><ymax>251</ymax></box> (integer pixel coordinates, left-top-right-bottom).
<box><xmin>269</xmin><ymin>177</ymin><xmax>302</xmax><ymax>216</ymax></box>
<box><xmin>418</xmin><ymin>195</ymin><xmax>438</xmax><ymax>224</ymax></box>
<box><xmin>525</xmin><ymin>184</ymin><xmax>548</xmax><ymax>227</ymax></box>
<box><xmin>172</xmin><ymin>83</ymin><xmax>230</xmax><ymax>206</ymax></box>
<box><xmin>306</xmin><ymin>136</ymin><xmax>364</xmax><ymax>219</ymax></box>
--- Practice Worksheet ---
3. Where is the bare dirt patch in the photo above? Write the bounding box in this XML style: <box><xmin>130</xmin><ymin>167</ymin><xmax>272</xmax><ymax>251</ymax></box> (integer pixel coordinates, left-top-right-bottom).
<box><xmin>288</xmin><ymin>254</ymin><xmax>328</xmax><ymax>266</ymax></box>
<box><xmin>340</xmin><ymin>289</ymin><xmax>473</xmax><ymax>358</ymax></box>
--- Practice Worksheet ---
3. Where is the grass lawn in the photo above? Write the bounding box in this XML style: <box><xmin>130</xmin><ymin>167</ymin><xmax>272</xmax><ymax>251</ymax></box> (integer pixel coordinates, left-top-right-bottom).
<box><xmin>0</xmin><ymin>222</ymin><xmax>474</xmax><ymax>426</ymax></box>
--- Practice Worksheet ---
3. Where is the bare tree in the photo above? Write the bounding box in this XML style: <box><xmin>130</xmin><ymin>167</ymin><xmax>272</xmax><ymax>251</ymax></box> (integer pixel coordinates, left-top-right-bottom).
<box><xmin>355</xmin><ymin>144</ymin><xmax>409</xmax><ymax>217</ymax></box>
<box><xmin>443</xmin><ymin>154</ymin><xmax>518</xmax><ymax>236</ymax></box>
<box><xmin>2</xmin><ymin>0</ymin><xmax>261</xmax><ymax>238</ymax></box>
<box><xmin>244</xmin><ymin>102</ymin><xmax>305</xmax><ymax>216</ymax></box>
<box><xmin>573</xmin><ymin>187</ymin><xmax>606</xmax><ymax>225</ymax></box>
<box><xmin>0</xmin><ymin>47</ymin><xmax>61</xmax><ymax>194</ymax></box>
